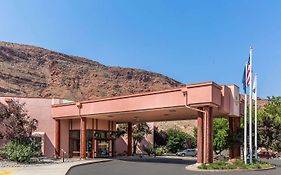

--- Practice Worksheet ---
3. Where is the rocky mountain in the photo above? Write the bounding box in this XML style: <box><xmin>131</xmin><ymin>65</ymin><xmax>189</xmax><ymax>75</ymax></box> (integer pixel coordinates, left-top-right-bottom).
<box><xmin>0</xmin><ymin>41</ymin><xmax>183</xmax><ymax>100</ymax></box>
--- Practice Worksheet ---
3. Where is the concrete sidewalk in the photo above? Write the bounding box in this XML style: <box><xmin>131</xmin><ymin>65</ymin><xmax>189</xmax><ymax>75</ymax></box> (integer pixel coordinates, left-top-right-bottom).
<box><xmin>0</xmin><ymin>159</ymin><xmax>111</xmax><ymax>175</ymax></box>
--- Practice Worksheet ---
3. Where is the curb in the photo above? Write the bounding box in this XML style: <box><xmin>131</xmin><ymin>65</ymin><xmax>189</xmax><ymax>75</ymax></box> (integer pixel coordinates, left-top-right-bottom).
<box><xmin>65</xmin><ymin>159</ymin><xmax>112</xmax><ymax>175</ymax></box>
<box><xmin>185</xmin><ymin>163</ymin><xmax>276</xmax><ymax>172</ymax></box>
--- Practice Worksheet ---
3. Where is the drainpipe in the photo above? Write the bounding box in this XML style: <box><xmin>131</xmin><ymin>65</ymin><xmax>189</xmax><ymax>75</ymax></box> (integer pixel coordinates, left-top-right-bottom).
<box><xmin>182</xmin><ymin>91</ymin><xmax>207</xmax><ymax>163</ymax></box>
<box><xmin>182</xmin><ymin>91</ymin><xmax>206</xmax><ymax>114</ymax></box>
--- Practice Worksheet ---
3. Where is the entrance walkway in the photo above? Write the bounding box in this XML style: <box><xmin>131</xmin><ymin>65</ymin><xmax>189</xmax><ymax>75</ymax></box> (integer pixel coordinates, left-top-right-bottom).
<box><xmin>0</xmin><ymin>159</ymin><xmax>110</xmax><ymax>175</ymax></box>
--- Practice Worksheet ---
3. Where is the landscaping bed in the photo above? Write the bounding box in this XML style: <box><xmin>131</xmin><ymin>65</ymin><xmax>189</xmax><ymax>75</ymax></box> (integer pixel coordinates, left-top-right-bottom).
<box><xmin>0</xmin><ymin>158</ymin><xmax>82</xmax><ymax>167</ymax></box>
<box><xmin>198</xmin><ymin>159</ymin><xmax>274</xmax><ymax>170</ymax></box>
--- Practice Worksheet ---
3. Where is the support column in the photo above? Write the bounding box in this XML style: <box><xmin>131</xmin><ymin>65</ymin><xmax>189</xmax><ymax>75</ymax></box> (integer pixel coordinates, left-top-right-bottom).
<box><xmin>234</xmin><ymin>118</ymin><xmax>241</xmax><ymax>158</ymax></box>
<box><xmin>197</xmin><ymin>107</ymin><xmax>204</xmax><ymax>163</ymax></box>
<box><xmin>55</xmin><ymin>119</ymin><xmax>60</xmax><ymax>158</ymax></box>
<box><xmin>92</xmin><ymin>119</ymin><xmax>95</xmax><ymax>159</ymax></box>
<box><xmin>127</xmin><ymin>122</ymin><xmax>133</xmax><ymax>156</ymax></box>
<box><xmin>229</xmin><ymin>117</ymin><xmax>241</xmax><ymax>159</ymax></box>
<box><xmin>229</xmin><ymin>117</ymin><xmax>234</xmax><ymax>159</ymax></box>
<box><xmin>203</xmin><ymin>106</ymin><xmax>213</xmax><ymax>163</ymax></box>
<box><xmin>80</xmin><ymin>117</ymin><xmax>86</xmax><ymax>159</ymax></box>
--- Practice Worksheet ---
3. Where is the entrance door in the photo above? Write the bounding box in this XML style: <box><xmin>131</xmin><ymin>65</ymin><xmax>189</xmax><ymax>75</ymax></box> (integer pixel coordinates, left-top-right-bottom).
<box><xmin>96</xmin><ymin>140</ymin><xmax>110</xmax><ymax>157</ymax></box>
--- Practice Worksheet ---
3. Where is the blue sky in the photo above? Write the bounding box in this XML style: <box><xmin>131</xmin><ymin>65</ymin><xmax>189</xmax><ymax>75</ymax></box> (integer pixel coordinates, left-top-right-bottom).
<box><xmin>0</xmin><ymin>0</ymin><xmax>280</xmax><ymax>98</ymax></box>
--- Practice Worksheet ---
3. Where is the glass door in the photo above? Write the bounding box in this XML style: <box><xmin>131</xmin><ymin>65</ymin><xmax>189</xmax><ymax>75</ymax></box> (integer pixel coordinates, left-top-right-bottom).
<box><xmin>96</xmin><ymin>140</ymin><xmax>110</xmax><ymax>157</ymax></box>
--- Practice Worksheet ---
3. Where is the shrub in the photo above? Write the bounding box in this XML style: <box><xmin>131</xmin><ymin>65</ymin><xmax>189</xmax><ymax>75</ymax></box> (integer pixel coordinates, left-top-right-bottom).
<box><xmin>198</xmin><ymin>163</ymin><xmax>207</xmax><ymax>169</ymax></box>
<box><xmin>143</xmin><ymin>145</ymin><xmax>155</xmax><ymax>156</ymax></box>
<box><xmin>3</xmin><ymin>139</ymin><xmax>41</xmax><ymax>163</ymax></box>
<box><xmin>154</xmin><ymin>146</ymin><xmax>166</xmax><ymax>156</ymax></box>
<box><xmin>0</xmin><ymin>147</ymin><xmax>6</xmax><ymax>159</ymax></box>
<box><xmin>198</xmin><ymin>159</ymin><xmax>274</xmax><ymax>170</ymax></box>
<box><xmin>232</xmin><ymin>159</ymin><xmax>246</xmax><ymax>169</ymax></box>
<box><xmin>226</xmin><ymin>164</ymin><xmax>236</xmax><ymax>169</ymax></box>
<box><xmin>143</xmin><ymin>145</ymin><xmax>167</xmax><ymax>156</ymax></box>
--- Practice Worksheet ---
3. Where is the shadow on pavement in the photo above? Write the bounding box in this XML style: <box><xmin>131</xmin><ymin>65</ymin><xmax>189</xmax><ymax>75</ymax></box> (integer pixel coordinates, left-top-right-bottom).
<box><xmin>116</xmin><ymin>157</ymin><xmax>196</xmax><ymax>165</ymax></box>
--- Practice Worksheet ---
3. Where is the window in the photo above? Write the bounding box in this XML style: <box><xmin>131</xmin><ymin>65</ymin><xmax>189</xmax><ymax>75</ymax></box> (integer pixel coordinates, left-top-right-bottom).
<box><xmin>69</xmin><ymin>130</ymin><xmax>93</xmax><ymax>157</ymax></box>
<box><xmin>70</xmin><ymin>130</ymin><xmax>80</xmax><ymax>152</ymax></box>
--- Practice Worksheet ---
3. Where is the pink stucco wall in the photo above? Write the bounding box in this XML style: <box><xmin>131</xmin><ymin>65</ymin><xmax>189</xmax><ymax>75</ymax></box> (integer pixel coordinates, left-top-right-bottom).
<box><xmin>219</xmin><ymin>85</ymin><xmax>231</xmax><ymax>114</ymax></box>
<box><xmin>60</xmin><ymin>119</ymin><xmax>70</xmax><ymax>157</ymax></box>
<box><xmin>96</xmin><ymin>119</ymin><xmax>109</xmax><ymax>130</ymax></box>
<box><xmin>68</xmin><ymin>118</ymin><xmax>112</xmax><ymax>131</ymax></box>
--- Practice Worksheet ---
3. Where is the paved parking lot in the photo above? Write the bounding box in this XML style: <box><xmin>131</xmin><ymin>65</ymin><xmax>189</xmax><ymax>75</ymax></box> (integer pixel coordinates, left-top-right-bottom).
<box><xmin>67</xmin><ymin>157</ymin><xmax>281</xmax><ymax>175</ymax></box>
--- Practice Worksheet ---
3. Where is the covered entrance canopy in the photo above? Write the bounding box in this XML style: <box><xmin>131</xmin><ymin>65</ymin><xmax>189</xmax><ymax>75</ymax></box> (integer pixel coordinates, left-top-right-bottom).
<box><xmin>52</xmin><ymin>81</ymin><xmax>242</xmax><ymax>163</ymax></box>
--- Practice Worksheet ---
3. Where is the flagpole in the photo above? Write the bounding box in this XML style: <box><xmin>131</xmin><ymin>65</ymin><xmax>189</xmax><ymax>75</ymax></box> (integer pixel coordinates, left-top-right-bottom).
<box><xmin>244</xmin><ymin>79</ymin><xmax>248</xmax><ymax>164</ymax></box>
<box><xmin>249</xmin><ymin>47</ymin><xmax>253</xmax><ymax>163</ymax></box>
<box><xmin>254</xmin><ymin>74</ymin><xmax>258</xmax><ymax>160</ymax></box>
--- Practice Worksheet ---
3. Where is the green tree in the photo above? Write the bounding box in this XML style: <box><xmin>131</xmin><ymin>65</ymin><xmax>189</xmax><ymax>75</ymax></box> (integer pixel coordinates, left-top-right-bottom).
<box><xmin>258</xmin><ymin>96</ymin><xmax>281</xmax><ymax>151</ymax></box>
<box><xmin>213</xmin><ymin>118</ymin><xmax>229</xmax><ymax>155</ymax></box>
<box><xmin>193</xmin><ymin>127</ymin><xmax>197</xmax><ymax>144</ymax></box>
<box><xmin>194</xmin><ymin>118</ymin><xmax>242</xmax><ymax>155</ymax></box>
<box><xmin>166</xmin><ymin>128</ymin><xmax>196</xmax><ymax>153</ymax></box>
<box><xmin>115</xmin><ymin>124</ymin><xmax>127</xmax><ymax>138</ymax></box>
<box><xmin>132</xmin><ymin>123</ymin><xmax>151</xmax><ymax>154</ymax></box>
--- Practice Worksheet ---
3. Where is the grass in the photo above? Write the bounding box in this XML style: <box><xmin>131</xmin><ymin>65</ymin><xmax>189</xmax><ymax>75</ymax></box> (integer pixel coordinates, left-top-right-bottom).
<box><xmin>198</xmin><ymin>159</ymin><xmax>274</xmax><ymax>170</ymax></box>
<box><xmin>0</xmin><ymin>170</ymin><xmax>15</xmax><ymax>175</ymax></box>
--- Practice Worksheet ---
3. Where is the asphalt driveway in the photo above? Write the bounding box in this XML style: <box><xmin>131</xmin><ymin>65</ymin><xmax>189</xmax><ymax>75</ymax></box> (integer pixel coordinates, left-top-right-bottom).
<box><xmin>67</xmin><ymin>157</ymin><xmax>281</xmax><ymax>175</ymax></box>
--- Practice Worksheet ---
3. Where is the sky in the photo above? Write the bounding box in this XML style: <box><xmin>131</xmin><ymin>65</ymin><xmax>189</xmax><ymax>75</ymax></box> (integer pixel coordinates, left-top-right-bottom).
<box><xmin>0</xmin><ymin>0</ymin><xmax>280</xmax><ymax>98</ymax></box>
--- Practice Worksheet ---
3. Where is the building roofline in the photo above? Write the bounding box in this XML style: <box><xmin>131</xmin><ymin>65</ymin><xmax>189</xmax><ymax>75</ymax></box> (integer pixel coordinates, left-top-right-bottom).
<box><xmin>52</xmin><ymin>86</ymin><xmax>186</xmax><ymax>107</ymax></box>
<box><xmin>186</xmin><ymin>81</ymin><xmax>222</xmax><ymax>89</ymax></box>
<box><xmin>52</xmin><ymin>81</ymin><xmax>230</xmax><ymax>108</ymax></box>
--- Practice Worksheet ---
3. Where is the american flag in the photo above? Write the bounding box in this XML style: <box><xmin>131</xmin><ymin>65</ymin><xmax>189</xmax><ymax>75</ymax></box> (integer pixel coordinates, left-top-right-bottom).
<box><xmin>246</xmin><ymin>55</ymin><xmax>251</xmax><ymax>87</ymax></box>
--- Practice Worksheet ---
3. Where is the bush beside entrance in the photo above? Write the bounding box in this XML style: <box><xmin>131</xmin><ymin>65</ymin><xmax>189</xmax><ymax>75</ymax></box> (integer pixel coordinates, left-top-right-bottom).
<box><xmin>198</xmin><ymin>159</ymin><xmax>274</xmax><ymax>170</ymax></box>
<box><xmin>2</xmin><ymin>139</ymin><xmax>41</xmax><ymax>163</ymax></box>
<box><xmin>143</xmin><ymin>145</ymin><xmax>167</xmax><ymax>156</ymax></box>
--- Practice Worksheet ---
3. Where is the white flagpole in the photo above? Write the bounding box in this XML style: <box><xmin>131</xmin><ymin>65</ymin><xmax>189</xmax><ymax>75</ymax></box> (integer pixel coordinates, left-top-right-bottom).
<box><xmin>249</xmin><ymin>47</ymin><xmax>253</xmax><ymax>163</ymax></box>
<box><xmin>254</xmin><ymin>74</ymin><xmax>258</xmax><ymax>160</ymax></box>
<box><xmin>244</xmin><ymin>78</ymin><xmax>248</xmax><ymax>164</ymax></box>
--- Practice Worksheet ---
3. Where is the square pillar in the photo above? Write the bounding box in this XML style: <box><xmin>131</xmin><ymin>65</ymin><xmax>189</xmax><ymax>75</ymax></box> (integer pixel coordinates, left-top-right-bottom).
<box><xmin>203</xmin><ymin>106</ymin><xmax>213</xmax><ymax>163</ymax></box>
<box><xmin>229</xmin><ymin>117</ymin><xmax>241</xmax><ymax>159</ymax></box>
<box><xmin>80</xmin><ymin>117</ymin><xmax>86</xmax><ymax>159</ymax></box>
<box><xmin>229</xmin><ymin>117</ymin><xmax>234</xmax><ymax>159</ymax></box>
<box><xmin>197</xmin><ymin>107</ymin><xmax>204</xmax><ymax>163</ymax></box>
<box><xmin>92</xmin><ymin>118</ymin><xmax>95</xmax><ymax>159</ymax></box>
<box><xmin>127</xmin><ymin>122</ymin><xmax>133</xmax><ymax>156</ymax></box>
<box><xmin>234</xmin><ymin>118</ymin><xmax>241</xmax><ymax>158</ymax></box>
<box><xmin>55</xmin><ymin>119</ymin><xmax>60</xmax><ymax>158</ymax></box>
